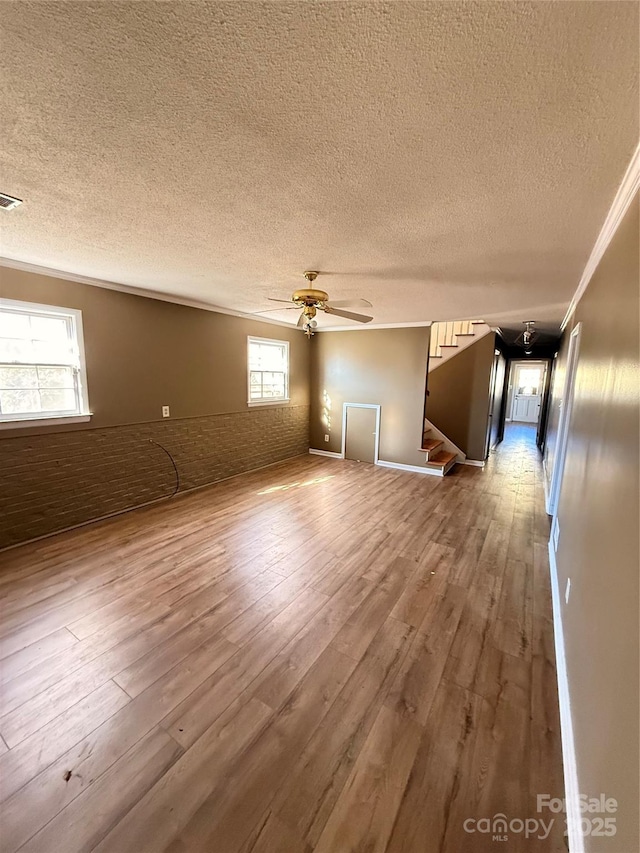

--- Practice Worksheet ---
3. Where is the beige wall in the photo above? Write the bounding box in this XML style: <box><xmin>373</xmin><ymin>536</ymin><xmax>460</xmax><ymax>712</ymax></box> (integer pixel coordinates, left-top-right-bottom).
<box><xmin>0</xmin><ymin>267</ymin><xmax>310</xmax><ymax>547</ymax></box>
<box><xmin>426</xmin><ymin>332</ymin><xmax>495</xmax><ymax>461</ymax></box>
<box><xmin>309</xmin><ymin>327</ymin><xmax>430</xmax><ymax>468</ymax></box>
<box><xmin>0</xmin><ymin>267</ymin><xmax>309</xmax><ymax>432</ymax></box>
<box><xmin>545</xmin><ymin>196</ymin><xmax>639</xmax><ymax>850</ymax></box>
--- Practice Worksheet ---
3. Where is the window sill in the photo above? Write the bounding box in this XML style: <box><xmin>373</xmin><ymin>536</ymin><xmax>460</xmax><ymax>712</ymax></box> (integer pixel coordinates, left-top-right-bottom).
<box><xmin>0</xmin><ymin>413</ymin><xmax>93</xmax><ymax>430</ymax></box>
<box><xmin>247</xmin><ymin>399</ymin><xmax>290</xmax><ymax>408</ymax></box>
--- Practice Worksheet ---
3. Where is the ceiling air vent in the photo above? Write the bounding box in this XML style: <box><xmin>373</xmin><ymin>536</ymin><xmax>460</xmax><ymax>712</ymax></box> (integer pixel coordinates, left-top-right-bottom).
<box><xmin>0</xmin><ymin>193</ymin><xmax>23</xmax><ymax>211</ymax></box>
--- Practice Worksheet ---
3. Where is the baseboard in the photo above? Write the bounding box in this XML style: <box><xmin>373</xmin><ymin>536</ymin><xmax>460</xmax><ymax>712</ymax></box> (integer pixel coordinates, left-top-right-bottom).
<box><xmin>375</xmin><ymin>459</ymin><xmax>444</xmax><ymax>477</ymax></box>
<box><xmin>461</xmin><ymin>459</ymin><xmax>485</xmax><ymax>467</ymax></box>
<box><xmin>548</xmin><ymin>539</ymin><xmax>584</xmax><ymax>853</ymax></box>
<box><xmin>308</xmin><ymin>450</ymin><xmax>446</xmax><ymax>477</ymax></box>
<box><xmin>308</xmin><ymin>448</ymin><xmax>344</xmax><ymax>459</ymax></box>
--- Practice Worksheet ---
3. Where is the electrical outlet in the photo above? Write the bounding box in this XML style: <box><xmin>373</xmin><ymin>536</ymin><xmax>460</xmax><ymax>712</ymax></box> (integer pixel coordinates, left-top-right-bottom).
<box><xmin>565</xmin><ymin>578</ymin><xmax>571</xmax><ymax>604</ymax></box>
<box><xmin>162</xmin><ymin>406</ymin><xmax>170</xmax><ymax>418</ymax></box>
<box><xmin>324</xmin><ymin>434</ymin><xmax>329</xmax><ymax>442</ymax></box>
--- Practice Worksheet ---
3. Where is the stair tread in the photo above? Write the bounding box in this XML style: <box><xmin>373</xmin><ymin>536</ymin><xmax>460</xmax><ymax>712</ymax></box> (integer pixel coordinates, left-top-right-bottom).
<box><xmin>420</xmin><ymin>439</ymin><xmax>444</xmax><ymax>452</ymax></box>
<box><xmin>426</xmin><ymin>450</ymin><xmax>457</xmax><ymax>468</ymax></box>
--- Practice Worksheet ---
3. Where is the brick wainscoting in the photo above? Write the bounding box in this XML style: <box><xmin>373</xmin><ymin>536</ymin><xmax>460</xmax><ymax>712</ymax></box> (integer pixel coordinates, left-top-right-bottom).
<box><xmin>0</xmin><ymin>405</ymin><xmax>309</xmax><ymax>549</ymax></box>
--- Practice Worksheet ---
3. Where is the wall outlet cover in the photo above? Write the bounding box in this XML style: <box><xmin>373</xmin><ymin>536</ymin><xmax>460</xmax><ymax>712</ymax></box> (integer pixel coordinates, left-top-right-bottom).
<box><xmin>162</xmin><ymin>406</ymin><xmax>170</xmax><ymax>418</ymax></box>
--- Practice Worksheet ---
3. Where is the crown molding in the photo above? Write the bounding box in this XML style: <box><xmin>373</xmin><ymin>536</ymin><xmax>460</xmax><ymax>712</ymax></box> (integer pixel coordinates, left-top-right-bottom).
<box><xmin>0</xmin><ymin>257</ymin><xmax>295</xmax><ymax>329</ymax></box>
<box><xmin>317</xmin><ymin>320</ymin><xmax>433</xmax><ymax>332</ymax></box>
<box><xmin>0</xmin><ymin>257</ymin><xmax>438</xmax><ymax>332</ymax></box>
<box><xmin>561</xmin><ymin>142</ymin><xmax>640</xmax><ymax>332</ymax></box>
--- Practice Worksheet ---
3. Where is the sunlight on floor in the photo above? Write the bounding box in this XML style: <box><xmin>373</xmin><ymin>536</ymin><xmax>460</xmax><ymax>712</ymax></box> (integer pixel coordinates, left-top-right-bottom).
<box><xmin>257</xmin><ymin>475</ymin><xmax>335</xmax><ymax>495</ymax></box>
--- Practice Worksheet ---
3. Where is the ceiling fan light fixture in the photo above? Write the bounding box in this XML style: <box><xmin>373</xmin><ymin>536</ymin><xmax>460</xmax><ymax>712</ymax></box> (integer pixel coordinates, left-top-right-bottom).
<box><xmin>516</xmin><ymin>320</ymin><xmax>539</xmax><ymax>352</ymax></box>
<box><xmin>262</xmin><ymin>271</ymin><xmax>374</xmax><ymax>333</ymax></box>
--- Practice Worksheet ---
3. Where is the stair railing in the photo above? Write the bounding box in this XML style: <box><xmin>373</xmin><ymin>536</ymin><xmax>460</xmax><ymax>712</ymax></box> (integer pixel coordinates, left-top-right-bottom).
<box><xmin>429</xmin><ymin>319</ymin><xmax>478</xmax><ymax>358</ymax></box>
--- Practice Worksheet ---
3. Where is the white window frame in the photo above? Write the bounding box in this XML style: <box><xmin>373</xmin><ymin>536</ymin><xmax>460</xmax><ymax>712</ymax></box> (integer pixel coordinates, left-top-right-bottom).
<box><xmin>0</xmin><ymin>298</ymin><xmax>91</xmax><ymax>429</ymax></box>
<box><xmin>247</xmin><ymin>335</ymin><xmax>290</xmax><ymax>406</ymax></box>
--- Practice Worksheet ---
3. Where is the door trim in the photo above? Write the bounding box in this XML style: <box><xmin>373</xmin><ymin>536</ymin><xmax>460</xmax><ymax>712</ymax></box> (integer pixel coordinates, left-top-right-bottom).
<box><xmin>548</xmin><ymin>323</ymin><xmax>582</xmax><ymax>517</ymax></box>
<box><xmin>341</xmin><ymin>403</ymin><xmax>381</xmax><ymax>464</ymax></box>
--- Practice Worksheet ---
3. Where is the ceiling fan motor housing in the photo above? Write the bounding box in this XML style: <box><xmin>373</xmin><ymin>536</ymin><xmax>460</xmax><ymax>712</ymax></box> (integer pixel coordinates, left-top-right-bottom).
<box><xmin>292</xmin><ymin>288</ymin><xmax>329</xmax><ymax>306</ymax></box>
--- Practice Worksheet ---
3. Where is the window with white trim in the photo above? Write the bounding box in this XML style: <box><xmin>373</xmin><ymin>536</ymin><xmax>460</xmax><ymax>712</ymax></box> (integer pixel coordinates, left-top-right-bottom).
<box><xmin>247</xmin><ymin>336</ymin><xmax>289</xmax><ymax>405</ymax></box>
<box><xmin>0</xmin><ymin>299</ymin><xmax>90</xmax><ymax>423</ymax></box>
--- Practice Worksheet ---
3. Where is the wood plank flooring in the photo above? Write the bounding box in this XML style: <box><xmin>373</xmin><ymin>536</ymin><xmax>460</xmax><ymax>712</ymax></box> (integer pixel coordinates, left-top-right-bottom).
<box><xmin>0</xmin><ymin>424</ymin><xmax>565</xmax><ymax>852</ymax></box>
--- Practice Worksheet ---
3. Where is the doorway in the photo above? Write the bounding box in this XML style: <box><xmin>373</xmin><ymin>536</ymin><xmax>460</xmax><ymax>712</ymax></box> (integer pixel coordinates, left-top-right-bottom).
<box><xmin>486</xmin><ymin>348</ymin><xmax>507</xmax><ymax>455</ymax></box>
<box><xmin>342</xmin><ymin>403</ymin><xmax>380</xmax><ymax>464</ymax></box>
<box><xmin>506</xmin><ymin>361</ymin><xmax>547</xmax><ymax>425</ymax></box>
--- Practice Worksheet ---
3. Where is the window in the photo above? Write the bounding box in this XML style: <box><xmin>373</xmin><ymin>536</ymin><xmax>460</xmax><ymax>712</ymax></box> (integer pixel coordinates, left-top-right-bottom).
<box><xmin>517</xmin><ymin>367</ymin><xmax>542</xmax><ymax>396</ymax></box>
<box><xmin>247</xmin><ymin>336</ymin><xmax>289</xmax><ymax>405</ymax></box>
<box><xmin>0</xmin><ymin>298</ymin><xmax>90</xmax><ymax>425</ymax></box>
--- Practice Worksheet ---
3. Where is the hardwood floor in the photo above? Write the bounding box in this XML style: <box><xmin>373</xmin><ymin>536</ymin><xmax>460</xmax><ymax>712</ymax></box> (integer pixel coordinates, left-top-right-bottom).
<box><xmin>0</xmin><ymin>425</ymin><xmax>565</xmax><ymax>852</ymax></box>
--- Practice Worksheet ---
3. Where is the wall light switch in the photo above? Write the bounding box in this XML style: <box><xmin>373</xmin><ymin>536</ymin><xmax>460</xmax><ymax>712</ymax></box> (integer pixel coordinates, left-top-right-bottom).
<box><xmin>565</xmin><ymin>578</ymin><xmax>571</xmax><ymax>604</ymax></box>
<box><xmin>324</xmin><ymin>434</ymin><xmax>329</xmax><ymax>442</ymax></box>
<box><xmin>162</xmin><ymin>406</ymin><xmax>170</xmax><ymax>418</ymax></box>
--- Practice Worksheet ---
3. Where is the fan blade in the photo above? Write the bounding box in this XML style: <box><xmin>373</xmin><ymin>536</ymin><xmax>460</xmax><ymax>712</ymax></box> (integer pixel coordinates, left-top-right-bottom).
<box><xmin>267</xmin><ymin>297</ymin><xmax>295</xmax><ymax>304</ymax></box>
<box><xmin>297</xmin><ymin>312</ymin><xmax>306</xmax><ymax>328</ymax></box>
<box><xmin>323</xmin><ymin>305</ymin><xmax>373</xmax><ymax>323</ymax></box>
<box><xmin>325</xmin><ymin>298</ymin><xmax>373</xmax><ymax>309</ymax></box>
<box><xmin>254</xmin><ymin>306</ymin><xmax>299</xmax><ymax>314</ymax></box>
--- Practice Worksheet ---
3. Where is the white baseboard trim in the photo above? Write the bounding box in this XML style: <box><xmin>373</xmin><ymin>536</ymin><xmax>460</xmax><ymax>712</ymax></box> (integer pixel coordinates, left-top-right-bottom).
<box><xmin>462</xmin><ymin>459</ymin><xmax>485</xmax><ymax>467</ymax></box>
<box><xmin>308</xmin><ymin>450</ymin><xmax>446</xmax><ymax>477</ymax></box>
<box><xmin>376</xmin><ymin>459</ymin><xmax>444</xmax><ymax>477</ymax></box>
<box><xmin>548</xmin><ymin>539</ymin><xmax>584</xmax><ymax>853</ymax></box>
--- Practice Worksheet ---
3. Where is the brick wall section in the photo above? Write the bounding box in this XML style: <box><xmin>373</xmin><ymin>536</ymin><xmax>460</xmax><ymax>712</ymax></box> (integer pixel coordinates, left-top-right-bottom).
<box><xmin>0</xmin><ymin>405</ymin><xmax>309</xmax><ymax>549</ymax></box>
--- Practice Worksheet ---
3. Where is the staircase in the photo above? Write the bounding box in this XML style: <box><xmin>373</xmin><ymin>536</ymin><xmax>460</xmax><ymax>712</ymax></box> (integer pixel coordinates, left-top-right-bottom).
<box><xmin>422</xmin><ymin>319</ymin><xmax>492</xmax><ymax>474</ymax></box>
<box><xmin>420</xmin><ymin>424</ymin><xmax>458</xmax><ymax>475</ymax></box>
<box><xmin>429</xmin><ymin>320</ymin><xmax>490</xmax><ymax>371</ymax></box>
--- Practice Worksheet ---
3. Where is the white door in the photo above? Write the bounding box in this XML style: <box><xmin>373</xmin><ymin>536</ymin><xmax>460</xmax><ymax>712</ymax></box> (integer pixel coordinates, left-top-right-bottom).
<box><xmin>511</xmin><ymin>363</ymin><xmax>544</xmax><ymax>423</ymax></box>
<box><xmin>513</xmin><ymin>393</ymin><xmax>541</xmax><ymax>422</ymax></box>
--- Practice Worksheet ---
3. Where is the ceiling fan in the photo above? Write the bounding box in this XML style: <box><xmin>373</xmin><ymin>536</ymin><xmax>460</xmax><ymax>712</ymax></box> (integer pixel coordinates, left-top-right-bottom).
<box><xmin>258</xmin><ymin>271</ymin><xmax>373</xmax><ymax>337</ymax></box>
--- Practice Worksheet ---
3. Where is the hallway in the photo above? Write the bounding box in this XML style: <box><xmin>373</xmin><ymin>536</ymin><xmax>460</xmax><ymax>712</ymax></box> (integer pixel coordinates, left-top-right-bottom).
<box><xmin>502</xmin><ymin>421</ymin><xmax>540</xmax><ymax>446</ymax></box>
<box><xmin>0</xmin><ymin>440</ymin><xmax>564</xmax><ymax>852</ymax></box>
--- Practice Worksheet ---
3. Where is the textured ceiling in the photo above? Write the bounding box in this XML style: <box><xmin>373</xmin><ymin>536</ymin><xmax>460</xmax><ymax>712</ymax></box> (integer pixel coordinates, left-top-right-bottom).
<box><xmin>0</xmin><ymin>1</ymin><xmax>638</xmax><ymax>331</ymax></box>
